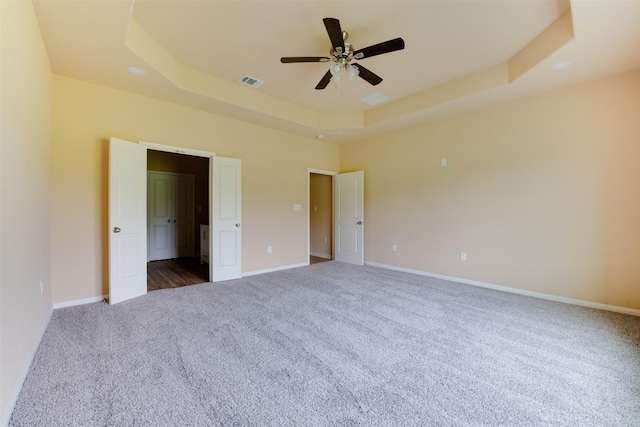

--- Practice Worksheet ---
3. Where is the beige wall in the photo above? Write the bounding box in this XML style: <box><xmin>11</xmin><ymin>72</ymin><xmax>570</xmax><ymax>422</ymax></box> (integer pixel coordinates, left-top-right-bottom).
<box><xmin>310</xmin><ymin>173</ymin><xmax>332</xmax><ymax>258</ymax></box>
<box><xmin>50</xmin><ymin>75</ymin><xmax>340</xmax><ymax>303</ymax></box>
<box><xmin>0</xmin><ymin>0</ymin><xmax>53</xmax><ymax>423</ymax></box>
<box><xmin>341</xmin><ymin>70</ymin><xmax>640</xmax><ymax>310</ymax></box>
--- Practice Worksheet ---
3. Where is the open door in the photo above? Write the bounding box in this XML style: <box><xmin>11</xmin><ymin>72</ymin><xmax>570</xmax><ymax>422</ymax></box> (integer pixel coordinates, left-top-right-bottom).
<box><xmin>109</xmin><ymin>137</ymin><xmax>147</xmax><ymax>304</ymax></box>
<box><xmin>212</xmin><ymin>156</ymin><xmax>242</xmax><ymax>281</ymax></box>
<box><xmin>334</xmin><ymin>171</ymin><xmax>364</xmax><ymax>265</ymax></box>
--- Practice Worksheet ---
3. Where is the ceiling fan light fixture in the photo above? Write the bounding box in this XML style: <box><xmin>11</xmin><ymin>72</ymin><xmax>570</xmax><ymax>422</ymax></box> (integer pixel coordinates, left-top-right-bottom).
<box><xmin>346</xmin><ymin>64</ymin><xmax>359</xmax><ymax>80</ymax></box>
<box><xmin>330</xmin><ymin>63</ymin><xmax>343</xmax><ymax>76</ymax></box>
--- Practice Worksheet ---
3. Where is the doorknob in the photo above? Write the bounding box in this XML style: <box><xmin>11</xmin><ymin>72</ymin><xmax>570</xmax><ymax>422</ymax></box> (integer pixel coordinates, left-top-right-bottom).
<box><xmin>173</xmin><ymin>219</ymin><xmax>176</xmax><ymax>223</ymax></box>
<box><xmin>235</xmin><ymin>223</ymin><xmax>240</xmax><ymax>227</ymax></box>
<box><xmin>357</xmin><ymin>221</ymin><xmax>362</xmax><ymax>225</ymax></box>
<box><xmin>167</xmin><ymin>219</ymin><xmax>170</xmax><ymax>223</ymax></box>
<box><xmin>113</xmin><ymin>227</ymin><xmax>121</xmax><ymax>233</ymax></box>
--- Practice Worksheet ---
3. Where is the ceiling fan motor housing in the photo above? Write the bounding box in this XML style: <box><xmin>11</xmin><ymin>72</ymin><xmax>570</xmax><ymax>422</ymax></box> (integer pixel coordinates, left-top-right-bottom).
<box><xmin>330</xmin><ymin>42</ymin><xmax>354</xmax><ymax>64</ymax></box>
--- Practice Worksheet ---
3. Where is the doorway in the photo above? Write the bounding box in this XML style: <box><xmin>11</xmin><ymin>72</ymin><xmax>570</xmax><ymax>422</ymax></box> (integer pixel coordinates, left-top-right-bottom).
<box><xmin>109</xmin><ymin>138</ymin><xmax>243</xmax><ymax>304</ymax></box>
<box><xmin>147</xmin><ymin>149</ymin><xmax>210</xmax><ymax>291</ymax></box>
<box><xmin>309</xmin><ymin>170</ymin><xmax>335</xmax><ymax>264</ymax></box>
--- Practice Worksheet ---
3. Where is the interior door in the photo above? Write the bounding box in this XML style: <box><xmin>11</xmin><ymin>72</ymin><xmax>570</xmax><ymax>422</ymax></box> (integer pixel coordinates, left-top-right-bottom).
<box><xmin>334</xmin><ymin>171</ymin><xmax>364</xmax><ymax>265</ymax></box>
<box><xmin>109</xmin><ymin>137</ymin><xmax>147</xmax><ymax>304</ymax></box>
<box><xmin>148</xmin><ymin>171</ymin><xmax>194</xmax><ymax>260</ymax></box>
<box><xmin>173</xmin><ymin>173</ymin><xmax>194</xmax><ymax>257</ymax></box>
<box><xmin>148</xmin><ymin>171</ymin><xmax>172</xmax><ymax>261</ymax></box>
<box><xmin>212</xmin><ymin>156</ymin><xmax>242</xmax><ymax>282</ymax></box>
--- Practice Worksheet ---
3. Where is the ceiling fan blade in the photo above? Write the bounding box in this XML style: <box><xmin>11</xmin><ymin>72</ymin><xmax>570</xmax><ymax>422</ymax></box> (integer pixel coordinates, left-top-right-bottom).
<box><xmin>281</xmin><ymin>57</ymin><xmax>331</xmax><ymax>63</ymax></box>
<box><xmin>355</xmin><ymin>64</ymin><xmax>383</xmax><ymax>86</ymax></box>
<box><xmin>354</xmin><ymin>37</ymin><xmax>405</xmax><ymax>60</ymax></box>
<box><xmin>315</xmin><ymin>70</ymin><xmax>333</xmax><ymax>90</ymax></box>
<box><xmin>323</xmin><ymin>17</ymin><xmax>345</xmax><ymax>52</ymax></box>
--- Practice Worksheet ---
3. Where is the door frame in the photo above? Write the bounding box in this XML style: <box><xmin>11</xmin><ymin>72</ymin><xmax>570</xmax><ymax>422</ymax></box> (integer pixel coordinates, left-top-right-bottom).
<box><xmin>307</xmin><ymin>168</ymin><xmax>337</xmax><ymax>263</ymax></box>
<box><xmin>141</xmin><ymin>141</ymin><xmax>216</xmax><ymax>280</ymax></box>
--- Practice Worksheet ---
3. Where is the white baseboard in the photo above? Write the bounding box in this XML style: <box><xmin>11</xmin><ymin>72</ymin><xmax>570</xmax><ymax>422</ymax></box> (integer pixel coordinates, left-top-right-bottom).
<box><xmin>243</xmin><ymin>262</ymin><xmax>309</xmax><ymax>277</ymax></box>
<box><xmin>53</xmin><ymin>295</ymin><xmax>106</xmax><ymax>309</ymax></box>
<box><xmin>310</xmin><ymin>252</ymin><xmax>331</xmax><ymax>259</ymax></box>
<box><xmin>365</xmin><ymin>261</ymin><xmax>640</xmax><ymax>317</ymax></box>
<box><xmin>1</xmin><ymin>307</ymin><xmax>52</xmax><ymax>427</ymax></box>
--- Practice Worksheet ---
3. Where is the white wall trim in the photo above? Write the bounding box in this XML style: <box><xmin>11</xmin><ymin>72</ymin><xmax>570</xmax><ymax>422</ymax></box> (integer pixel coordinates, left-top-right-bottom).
<box><xmin>365</xmin><ymin>261</ymin><xmax>640</xmax><ymax>317</ymax></box>
<box><xmin>243</xmin><ymin>262</ymin><xmax>309</xmax><ymax>277</ymax></box>
<box><xmin>140</xmin><ymin>141</ymin><xmax>215</xmax><ymax>158</ymax></box>
<box><xmin>310</xmin><ymin>252</ymin><xmax>331</xmax><ymax>259</ymax></box>
<box><xmin>307</xmin><ymin>168</ymin><xmax>338</xmax><ymax>176</ymax></box>
<box><xmin>2</xmin><ymin>308</ymin><xmax>53</xmax><ymax>427</ymax></box>
<box><xmin>53</xmin><ymin>295</ymin><xmax>106</xmax><ymax>309</ymax></box>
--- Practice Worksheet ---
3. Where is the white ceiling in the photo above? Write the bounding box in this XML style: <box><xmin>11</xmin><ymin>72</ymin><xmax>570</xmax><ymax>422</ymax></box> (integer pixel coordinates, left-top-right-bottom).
<box><xmin>33</xmin><ymin>0</ymin><xmax>640</xmax><ymax>144</ymax></box>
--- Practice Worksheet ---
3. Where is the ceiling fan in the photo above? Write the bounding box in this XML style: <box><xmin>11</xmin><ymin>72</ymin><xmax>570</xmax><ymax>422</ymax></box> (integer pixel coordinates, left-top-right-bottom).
<box><xmin>280</xmin><ymin>17</ymin><xmax>405</xmax><ymax>90</ymax></box>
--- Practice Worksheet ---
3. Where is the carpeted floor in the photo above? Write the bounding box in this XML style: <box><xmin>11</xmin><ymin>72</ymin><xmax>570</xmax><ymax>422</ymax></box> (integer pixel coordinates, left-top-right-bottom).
<box><xmin>9</xmin><ymin>262</ymin><xmax>640</xmax><ymax>426</ymax></box>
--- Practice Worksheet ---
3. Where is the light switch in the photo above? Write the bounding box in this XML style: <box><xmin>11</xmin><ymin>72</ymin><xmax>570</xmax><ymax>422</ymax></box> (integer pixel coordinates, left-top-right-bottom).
<box><xmin>293</xmin><ymin>204</ymin><xmax>301</xmax><ymax>211</ymax></box>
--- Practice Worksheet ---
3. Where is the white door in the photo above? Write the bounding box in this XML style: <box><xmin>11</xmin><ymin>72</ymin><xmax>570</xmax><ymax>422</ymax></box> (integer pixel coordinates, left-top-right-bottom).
<box><xmin>334</xmin><ymin>171</ymin><xmax>364</xmax><ymax>265</ymax></box>
<box><xmin>148</xmin><ymin>172</ymin><xmax>172</xmax><ymax>261</ymax></box>
<box><xmin>109</xmin><ymin>137</ymin><xmax>147</xmax><ymax>304</ymax></box>
<box><xmin>212</xmin><ymin>156</ymin><xmax>242</xmax><ymax>282</ymax></box>
<box><xmin>148</xmin><ymin>171</ymin><xmax>194</xmax><ymax>261</ymax></box>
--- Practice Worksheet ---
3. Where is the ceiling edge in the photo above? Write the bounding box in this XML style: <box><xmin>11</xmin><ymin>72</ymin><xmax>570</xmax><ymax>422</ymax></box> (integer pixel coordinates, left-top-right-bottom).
<box><xmin>123</xmin><ymin>4</ymin><xmax>575</xmax><ymax>136</ymax></box>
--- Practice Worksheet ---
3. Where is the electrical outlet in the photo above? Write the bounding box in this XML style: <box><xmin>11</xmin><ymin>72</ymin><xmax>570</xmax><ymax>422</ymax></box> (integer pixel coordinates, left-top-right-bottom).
<box><xmin>267</xmin><ymin>246</ymin><xmax>272</xmax><ymax>254</ymax></box>
<box><xmin>460</xmin><ymin>252</ymin><xmax>467</xmax><ymax>261</ymax></box>
<box><xmin>40</xmin><ymin>280</ymin><xmax>44</xmax><ymax>295</ymax></box>
<box><xmin>324</xmin><ymin>237</ymin><xmax>328</xmax><ymax>244</ymax></box>
<box><xmin>392</xmin><ymin>244</ymin><xmax>397</xmax><ymax>252</ymax></box>
<box><xmin>441</xmin><ymin>158</ymin><xmax>447</xmax><ymax>167</ymax></box>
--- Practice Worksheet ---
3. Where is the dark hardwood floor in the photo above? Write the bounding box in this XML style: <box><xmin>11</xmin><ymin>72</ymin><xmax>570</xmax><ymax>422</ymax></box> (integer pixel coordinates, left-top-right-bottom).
<box><xmin>149</xmin><ymin>256</ymin><xmax>329</xmax><ymax>292</ymax></box>
<box><xmin>147</xmin><ymin>257</ymin><xmax>209</xmax><ymax>292</ymax></box>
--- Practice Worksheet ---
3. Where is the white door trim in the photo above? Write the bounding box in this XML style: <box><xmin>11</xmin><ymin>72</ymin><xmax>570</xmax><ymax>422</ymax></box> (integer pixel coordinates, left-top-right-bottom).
<box><xmin>140</xmin><ymin>141</ymin><xmax>216</xmax><ymax>280</ymax></box>
<box><xmin>140</xmin><ymin>141</ymin><xmax>216</xmax><ymax>158</ymax></box>
<box><xmin>307</xmin><ymin>169</ymin><xmax>337</xmax><ymax>263</ymax></box>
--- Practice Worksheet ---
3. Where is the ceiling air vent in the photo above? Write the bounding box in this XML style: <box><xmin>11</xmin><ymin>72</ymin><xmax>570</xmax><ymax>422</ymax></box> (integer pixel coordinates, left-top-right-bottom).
<box><xmin>360</xmin><ymin>92</ymin><xmax>390</xmax><ymax>106</ymax></box>
<box><xmin>239</xmin><ymin>75</ymin><xmax>264</xmax><ymax>88</ymax></box>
